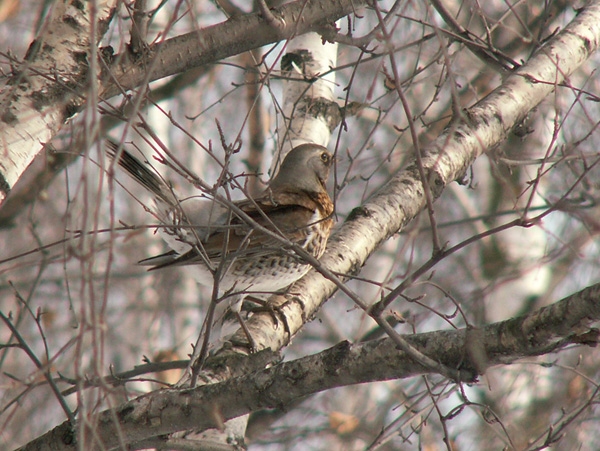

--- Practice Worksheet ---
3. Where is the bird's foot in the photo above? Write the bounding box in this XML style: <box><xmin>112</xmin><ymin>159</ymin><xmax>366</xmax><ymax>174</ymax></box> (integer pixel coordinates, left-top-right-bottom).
<box><xmin>245</xmin><ymin>296</ymin><xmax>291</xmax><ymax>338</ymax></box>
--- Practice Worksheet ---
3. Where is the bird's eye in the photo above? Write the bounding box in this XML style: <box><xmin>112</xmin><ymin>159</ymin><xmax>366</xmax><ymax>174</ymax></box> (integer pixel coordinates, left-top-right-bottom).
<box><xmin>320</xmin><ymin>152</ymin><xmax>330</xmax><ymax>164</ymax></box>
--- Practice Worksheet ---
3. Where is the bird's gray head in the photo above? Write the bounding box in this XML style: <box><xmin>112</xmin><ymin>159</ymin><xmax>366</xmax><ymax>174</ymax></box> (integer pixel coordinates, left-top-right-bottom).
<box><xmin>269</xmin><ymin>144</ymin><xmax>333</xmax><ymax>193</ymax></box>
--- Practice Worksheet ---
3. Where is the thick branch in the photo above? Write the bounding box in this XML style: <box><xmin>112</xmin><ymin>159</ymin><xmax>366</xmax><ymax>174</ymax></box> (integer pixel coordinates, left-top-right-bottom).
<box><xmin>19</xmin><ymin>282</ymin><xmax>600</xmax><ymax>450</ymax></box>
<box><xmin>101</xmin><ymin>0</ymin><xmax>364</xmax><ymax>98</ymax></box>
<box><xmin>0</xmin><ymin>0</ymin><xmax>117</xmax><ymax>204</ymax></box>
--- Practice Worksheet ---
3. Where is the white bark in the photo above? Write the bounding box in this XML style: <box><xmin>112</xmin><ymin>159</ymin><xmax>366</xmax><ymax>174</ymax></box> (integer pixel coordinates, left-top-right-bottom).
<box><xmin>0</xmin><ymin>0</ymin><xmax>116</xmax><ymax>203</ymax></box>
<box><xmin>275</xmin><ymin>32</ymin><xmax>338</xmax><ymax>160</ymax></box>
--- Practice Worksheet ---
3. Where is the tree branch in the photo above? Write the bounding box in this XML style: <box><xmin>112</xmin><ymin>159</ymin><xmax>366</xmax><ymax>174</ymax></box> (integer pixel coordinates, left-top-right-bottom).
<box><xmin>100</xmin><ymin>0</ymin><xmax>365</xmax><ymax>99</ymax></box>
<box><xmin>19</xmin><ymin>282</ymin><xmax>600</xmax><ymax>450</ymax></box>
<box><xmin>0</xmin><ymin>0</ymin><xmax>117</xmax><ymax>204</ymax></box>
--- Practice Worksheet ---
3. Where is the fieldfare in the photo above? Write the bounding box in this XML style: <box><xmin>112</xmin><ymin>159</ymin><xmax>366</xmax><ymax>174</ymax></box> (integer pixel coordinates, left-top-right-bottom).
<box><xmin>108</xmin><ymin>141</ymin><xmax>334</xmax><ymax>329</ymax></box>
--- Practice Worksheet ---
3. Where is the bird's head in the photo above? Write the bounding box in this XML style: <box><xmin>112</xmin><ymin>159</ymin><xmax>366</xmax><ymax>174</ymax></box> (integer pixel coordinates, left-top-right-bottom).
<box><xmin>269</xmin><ymin>144</ymin><xmax>333</xmax><ymax>193</ymax></box>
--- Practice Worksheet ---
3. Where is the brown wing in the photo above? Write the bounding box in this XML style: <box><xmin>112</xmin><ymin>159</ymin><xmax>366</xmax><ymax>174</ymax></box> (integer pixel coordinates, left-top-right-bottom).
<box><xmin>147</xmin><ymin>193</ymin><xmax>320</xmax><ymax>269</ymax></box>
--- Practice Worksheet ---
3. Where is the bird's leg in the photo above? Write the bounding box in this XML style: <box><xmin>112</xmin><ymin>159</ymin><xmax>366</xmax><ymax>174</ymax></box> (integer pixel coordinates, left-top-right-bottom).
<box><xmin>216</xmin><ymin>294</ymin><xmax>259</xmax><ymax>353</ymax></box>
<box><xmin>233</xmin><ymin>310</ymin><xmax>258</xmax><ymax>353</ymax></box>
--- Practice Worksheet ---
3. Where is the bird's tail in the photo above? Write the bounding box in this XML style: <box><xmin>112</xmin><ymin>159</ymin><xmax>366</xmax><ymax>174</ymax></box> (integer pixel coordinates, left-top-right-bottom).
<box><xmin>106</xmin><ymin>139</ymin><xmax>224</xmax><ymax>256</ymax></box>
<box><xmin>105</xmin><ymin>139</ymin><xmax>177</xmax><ymax>207</ymax></box>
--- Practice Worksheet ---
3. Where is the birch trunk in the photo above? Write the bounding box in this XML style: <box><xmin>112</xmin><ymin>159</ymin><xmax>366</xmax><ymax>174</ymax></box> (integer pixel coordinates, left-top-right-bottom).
<box><xmin>0</xmin><ymin>0</ymin><xmax>116</xmax><ymax>203</ymax></box>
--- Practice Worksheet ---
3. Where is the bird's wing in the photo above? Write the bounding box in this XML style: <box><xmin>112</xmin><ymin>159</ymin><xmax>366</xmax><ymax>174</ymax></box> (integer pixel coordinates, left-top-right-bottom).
<box><xmin>146</xmin><ymin>196</ymin><xmax>320</xmax><ymax>270</ymax></box>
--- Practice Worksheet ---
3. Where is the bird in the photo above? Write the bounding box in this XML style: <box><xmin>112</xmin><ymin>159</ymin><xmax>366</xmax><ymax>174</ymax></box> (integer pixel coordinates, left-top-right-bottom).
<box><xmin>107</xmin><ymin>140</ymin><xmax>334</xmax><ymax>342</ymax></box>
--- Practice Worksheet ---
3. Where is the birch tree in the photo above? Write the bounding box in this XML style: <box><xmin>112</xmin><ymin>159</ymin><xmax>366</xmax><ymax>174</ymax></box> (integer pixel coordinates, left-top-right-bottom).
<box><xmin>2</xmin><ymin>1</ymin><xmax>600</xmax><ymax>450</ymax></box>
